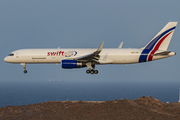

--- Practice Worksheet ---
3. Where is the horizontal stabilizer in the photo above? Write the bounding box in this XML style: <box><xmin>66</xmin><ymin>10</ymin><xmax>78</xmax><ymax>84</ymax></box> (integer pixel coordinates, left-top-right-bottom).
<box><xmin>153</xmin><ymin>51</ymin><xmax>171</xmax><ymax>56</ymax></box>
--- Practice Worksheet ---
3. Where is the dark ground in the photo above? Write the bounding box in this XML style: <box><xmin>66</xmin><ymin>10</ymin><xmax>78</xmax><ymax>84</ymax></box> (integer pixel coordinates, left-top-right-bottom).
<box><xmin>0</xmin><ymin>96</ymin><xmax>180</xmax><ymax>120</ymax></box>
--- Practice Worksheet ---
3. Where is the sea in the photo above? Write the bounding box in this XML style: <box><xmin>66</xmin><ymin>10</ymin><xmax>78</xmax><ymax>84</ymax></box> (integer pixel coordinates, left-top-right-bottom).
<box><xmin>0</xmin><ymin>80</ymin><xmax>179</xmax><ymax>108</ymax></box>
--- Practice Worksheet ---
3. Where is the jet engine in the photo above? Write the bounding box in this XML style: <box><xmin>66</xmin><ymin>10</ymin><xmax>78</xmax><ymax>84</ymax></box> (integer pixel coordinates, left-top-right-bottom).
<box><xmin>61</xmin><ymin>60</ymin><xmax>86</xmax><ymax>69</ymax></box>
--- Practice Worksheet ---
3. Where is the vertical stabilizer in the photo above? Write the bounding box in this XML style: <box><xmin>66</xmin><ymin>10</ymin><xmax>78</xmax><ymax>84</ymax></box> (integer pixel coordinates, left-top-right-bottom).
<box><xmin>142</xmin><ymin>22</ymin><xmax>177</xmax><ymax>50</ymax></box>
<box><xmin>158</xmin><ymin>22</ymin><xmax>177</xmax><ymax>50</ymax></box>
<box><xmin>139</xmin><ymin>22</ymin><xmax>177</xmax><ymax>62</ymax></box>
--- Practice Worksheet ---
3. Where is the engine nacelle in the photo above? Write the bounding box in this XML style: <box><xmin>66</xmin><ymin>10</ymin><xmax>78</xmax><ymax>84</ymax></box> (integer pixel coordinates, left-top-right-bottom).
<box><xmin>61</xmin><ymin>60</ymin><xmax>86</xmax><ymax>69</ymax></box>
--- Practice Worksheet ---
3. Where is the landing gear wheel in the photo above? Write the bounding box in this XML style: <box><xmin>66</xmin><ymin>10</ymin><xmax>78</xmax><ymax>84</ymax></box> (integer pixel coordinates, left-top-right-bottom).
<box><xmin>24</xmin><ymin>70</ymin><xmax>27</xmax><ymax>74</ymax></box>
<box><xmin>86</xmin><ymin>69</ymin><xmax>90</xmax><ymax>74</ymax></box>
<box><xmin>90</xmin><ymin>70</ymin><xmax>95</xmax><ymax>74</ymax></box>
<box><xmin>86</xmin><ymin>69</ymin><xmax>98</xmax><ymax>75</ymax></box>
<box><xmin>94</xmin><ymin>70</ymin><xmax>98</xmax><ymax>74</ymax></box>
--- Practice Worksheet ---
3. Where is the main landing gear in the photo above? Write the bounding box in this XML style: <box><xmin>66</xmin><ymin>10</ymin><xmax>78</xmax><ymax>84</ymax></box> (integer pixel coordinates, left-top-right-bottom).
<box><xmin>85</xmin><ymin>62</ymin><xmax>98</xmax><ymax>74</ymax></box>
<box><xmin>86</xmin><ymin>69</ymin><xmax>98</xmax><ymax>74</ymax></box>
<box><xmin>21</xmin><ymin>63</ymin><xmax>27</xmax><ymax>74</ymax></box>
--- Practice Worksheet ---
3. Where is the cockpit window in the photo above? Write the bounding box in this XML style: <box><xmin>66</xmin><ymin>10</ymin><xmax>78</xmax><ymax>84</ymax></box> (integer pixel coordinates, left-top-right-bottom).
<box><xmin>8</xmin><ymin>53</ymin><xmax>14</xmax><ymax>56</ymax></box>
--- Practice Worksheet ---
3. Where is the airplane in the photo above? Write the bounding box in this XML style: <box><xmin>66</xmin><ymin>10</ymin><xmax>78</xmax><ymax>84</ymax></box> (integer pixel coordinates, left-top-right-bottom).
<box><xmin>4</xmin><ymin>22</ymin><xmax>177</xmax><ymax>74</ymax></box>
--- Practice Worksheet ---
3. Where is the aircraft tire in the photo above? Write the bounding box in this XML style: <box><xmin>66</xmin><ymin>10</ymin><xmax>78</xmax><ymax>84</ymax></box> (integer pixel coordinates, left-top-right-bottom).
<box><xmin>94</xmin><ymin>70</ymin><xmax>98</xmax><ymax>74</ymax></box>
<box><xmin>91</xmin><ymin>70</ymin><xmax>95</xmax><ymax>74</ymax></box>
<box><xmin>24</xmin><ymin>70</ymin><xmax>27</xmax><ymax>74</ymax></box>
<box><xmin>86</xmin><ymin>70</ymin><xmax>90</xmax><ymax>74</ymax></box>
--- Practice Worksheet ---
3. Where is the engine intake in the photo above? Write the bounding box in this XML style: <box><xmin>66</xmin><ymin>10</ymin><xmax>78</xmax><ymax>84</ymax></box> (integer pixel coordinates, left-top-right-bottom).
<box><xmin>61</xmin><ymin>60</ymin><xmax>86</xmax><ymax>69</ymax></box>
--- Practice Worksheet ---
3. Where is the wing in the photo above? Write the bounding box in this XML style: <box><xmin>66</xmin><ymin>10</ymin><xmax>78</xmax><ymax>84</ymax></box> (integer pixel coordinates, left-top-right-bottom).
<box><xmin>74</xmin><ymin>41</ymin><xmax>104</xmax><ymax>63</ymax></box>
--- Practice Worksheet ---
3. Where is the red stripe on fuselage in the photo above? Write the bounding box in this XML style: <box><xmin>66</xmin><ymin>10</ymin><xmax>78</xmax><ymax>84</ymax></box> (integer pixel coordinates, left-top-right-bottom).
<box><xmin>148</xmin><ymin>31</ymin><xmax>172</xmax><ymax>61</ymax></box>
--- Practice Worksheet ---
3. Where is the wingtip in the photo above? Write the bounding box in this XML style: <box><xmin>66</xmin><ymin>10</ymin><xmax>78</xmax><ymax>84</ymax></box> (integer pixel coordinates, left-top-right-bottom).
<box><xmin>98</xmin><ymin>41</ymin><xmax>104</xmax><ymax>51</ymax></box>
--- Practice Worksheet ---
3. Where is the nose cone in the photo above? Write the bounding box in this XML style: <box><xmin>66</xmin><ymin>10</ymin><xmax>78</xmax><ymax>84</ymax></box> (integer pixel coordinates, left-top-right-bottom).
<box><xmin>4</xmin><ymin>57</ymin><xmax>9</xmax><ymax>62</ymax></box>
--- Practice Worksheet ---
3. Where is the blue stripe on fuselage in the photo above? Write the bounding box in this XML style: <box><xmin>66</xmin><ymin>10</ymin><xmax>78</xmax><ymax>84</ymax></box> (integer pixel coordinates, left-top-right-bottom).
<box><xmin>139</xmin><ymin>26</ymin><xmax>175</xmax><ymax>63</ymax></box>
<box><xmin>139</xmin><ymin>49</ymin><xmax>150</xmax><ymax>62</ymax></box>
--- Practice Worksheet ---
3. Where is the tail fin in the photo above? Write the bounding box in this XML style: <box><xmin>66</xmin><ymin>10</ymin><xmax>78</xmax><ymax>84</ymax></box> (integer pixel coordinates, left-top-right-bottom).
<box><xmin>139</xmin><ymin>22</ymin><xmax>177</xmax><ymax>62</ymax></box>
<box><xmin>142</xmin><ymin>22</ymin><xmax>177</xmax><ymax>50</ymax></box>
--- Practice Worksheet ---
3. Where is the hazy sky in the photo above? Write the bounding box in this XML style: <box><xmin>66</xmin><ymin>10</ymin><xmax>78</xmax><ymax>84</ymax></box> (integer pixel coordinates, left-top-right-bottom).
<box><xmin>1</xmin><ymin>0</ymin><xmax>180</xmax><ymax>84</ymax></box>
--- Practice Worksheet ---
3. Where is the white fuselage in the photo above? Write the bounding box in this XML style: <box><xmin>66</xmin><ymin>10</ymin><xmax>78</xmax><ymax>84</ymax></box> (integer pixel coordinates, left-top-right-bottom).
<box><xmin>4</xmin><ymin>48</ymin><xmax>175</xmax><ymax>64</ymax></box>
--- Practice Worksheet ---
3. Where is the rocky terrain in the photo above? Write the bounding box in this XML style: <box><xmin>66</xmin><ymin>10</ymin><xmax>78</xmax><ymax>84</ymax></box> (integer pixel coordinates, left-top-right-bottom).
<box><xmin>0</xmin><ymin>96</ymin><xmax>180</xmax><ymax>120</ymax></box>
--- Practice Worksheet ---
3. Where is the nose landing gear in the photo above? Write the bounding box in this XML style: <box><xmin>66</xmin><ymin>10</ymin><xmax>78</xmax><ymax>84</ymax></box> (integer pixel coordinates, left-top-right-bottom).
<box><xmin>21</xmin><ymin>63</ymin><xmax>27</xmax><ymax>74</ymax></box>
<box><xmin>24</xmin><ymin>70</ymin><xmax>27</xmax><ymax>74</ymax></box>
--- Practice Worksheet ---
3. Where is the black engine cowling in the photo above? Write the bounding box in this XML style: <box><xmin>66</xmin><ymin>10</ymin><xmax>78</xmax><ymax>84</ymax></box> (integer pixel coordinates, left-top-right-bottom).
<box><xmin>61</xmin><ymin>60</ymin><xmax>86</xmax><ymax>69</ymax></box>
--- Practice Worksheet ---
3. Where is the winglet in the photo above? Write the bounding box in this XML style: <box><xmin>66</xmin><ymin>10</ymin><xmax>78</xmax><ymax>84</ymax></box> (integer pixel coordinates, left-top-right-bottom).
<box><xmin>96</xmin><ymin>41</ymin><xmax>104</xmax><ymax>53</ymax></box>
<box><xmin>118</xmin><ymin>42</ymin><xmax>123</xmax><ymax>48</ymax></box>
